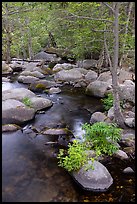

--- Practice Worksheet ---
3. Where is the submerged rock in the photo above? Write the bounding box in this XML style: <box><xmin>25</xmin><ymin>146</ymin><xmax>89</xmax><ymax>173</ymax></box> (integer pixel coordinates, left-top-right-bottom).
<box><xmin>72</xmin><ymin>160</ymin><xmax>113</xmax><ymax>192</ymax></box>
<box><xmin>42</xmin><ymin>128</ymin><xmax>72</xmax><ymax>136</ymax></box>
<box><xmin>123</xmin><ymin>167</ymin><xmax>134</xmax><ymax>174</ymax></box>
<box><xmin>2</xmin><ymin>124</ymin><xmax>21</xmax><ymax>132</ymax></box>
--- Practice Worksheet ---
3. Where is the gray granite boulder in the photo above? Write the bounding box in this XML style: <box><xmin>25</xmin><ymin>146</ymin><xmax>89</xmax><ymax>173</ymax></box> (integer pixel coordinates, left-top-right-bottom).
<box><xmin>72</xmin><ymin>160</ymin><xmax>113</xmax><ymax>192</ymax></box>
<box><xmin>86</xmin><ymin>80</ymin><xmax>110</xmax><ymax>97</ymax></box>
<box><xmin>2</xmin><ymin>61</ymin><xmax>13</xmax><ymax>75</ymax></box>
<box><xmin>119</xmin><ymin>80</ymin><xmax>135</xmax><ymax>104</ymax></box>
<box><xmin>90</xmin><ymin>112</ymin><xmax>107</xmax><ymax>124</ymax></box>
<box><xmin>2</xmin><ymin>88</ymin><xmax>53</xmax><ymax>125</ymax></box>
<box><xmin>54</xmin><ymin>69</ymin><xmax>83</xmax><ymax>83</ymax></box>
<box><xmin>85</xmin><ymin>70</ymin><xmax>98</xmax><ymax>84</ymax></box>
<box><xmin>2</xmin><ymin>99</ymin><xmax>35</xmax><ymax>125</ymax></box>
<box><xmin>20</xmin><ymin>70</ymin><xmax>45</xmax><ymax>79</ymax></box>
<box><xmin>29</xmin><ymin>97</ymin><xmax>52</xmax><ymax>111</ymax></box>
<box><xmin>18</xmin><ymin>75</ymin><xmax>39</xmax><ymax>84</ymax></box>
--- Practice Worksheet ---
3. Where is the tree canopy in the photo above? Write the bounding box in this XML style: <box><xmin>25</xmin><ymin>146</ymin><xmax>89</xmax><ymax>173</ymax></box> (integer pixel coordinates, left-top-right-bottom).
<box><xmin>2</xmin><ymin>2</ymin><xmax>135</xmax><ymax>61</ymax></box>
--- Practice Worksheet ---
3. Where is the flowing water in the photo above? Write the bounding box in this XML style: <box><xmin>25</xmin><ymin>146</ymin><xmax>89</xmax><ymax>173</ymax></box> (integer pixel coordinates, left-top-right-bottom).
<box><xmin>2</xmin><ymin>77</ymin><xmax>135</xmax><ymax>202</ymax></box>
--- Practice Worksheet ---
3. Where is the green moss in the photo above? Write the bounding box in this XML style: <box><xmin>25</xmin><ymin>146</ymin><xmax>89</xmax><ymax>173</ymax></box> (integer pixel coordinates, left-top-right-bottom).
<box><xmin>35</xmin><ymin>83</ymin><xmax>46</xmax><ymax>90</ymax></box>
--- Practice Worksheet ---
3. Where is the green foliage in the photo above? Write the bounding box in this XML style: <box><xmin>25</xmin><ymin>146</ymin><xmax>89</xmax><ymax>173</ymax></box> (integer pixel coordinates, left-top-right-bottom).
<box><xmin>57</xmin><ymin>121</ymin><xmax>122</xmax><ymax>172</ymax></box>
<box><xmin>101</xmin><ymin>93</ymin><xmax>123</xmax><ymax>111</ymax></box>
<box><xmin>57</xmin><ymin>140</ymin><xmax>90</xmax><ymax>172</ymax></box>
<box><xmin>82</xmin><ymin>122</ymin><xmax>122</xmax><ymax>156</ymax></box>
<box><xmin>101</xmin><ymin>93</ymin><xmax>113</xmax><ymax>111</ymax></box>
<box><xmin>22</xmin><ymin>97</ymin><xmax>32</xmax><ymax>107</ymax></box>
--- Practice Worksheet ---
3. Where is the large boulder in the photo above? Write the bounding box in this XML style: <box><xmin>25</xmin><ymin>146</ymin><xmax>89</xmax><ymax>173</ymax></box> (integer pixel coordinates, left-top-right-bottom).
<box><xmin>119</xmin><ymin>80</ymin><xmax>135</xmax><ymax>104</ymax></box>
<box><xmin>33</xmin><ymin>51</ymin><xmax>60</xmax><ymax>62</ymax></box>
<box><xmin>2</xmin><ymin>99</ymin><xmax>35</xmax><ymax>125</ymax></box>
<box><xmin>2</xmin><ymin>87</ymin><xmax>35</xmax><ymax>101</ymax></box>
<box><xmin>85</xmin><ymin>70</ymin><xmax>98</xmax><ymax>84</ymax></box>
<box><xmin>72</xmin><ymin>160</ymin><xmax>113</xmax><ymax>192</ymax></box>
<box><xmin>2</xmin><ymin>88</ymin><xmax>53</xmax><ymax>125</ymax></box>
<box><xmin>90</xmin><ymin>112</ymin><xmax>107</xmax><ymax>124</ymax></box>
<box><xmin>29</xmin><ymin>79</ymin><xmax>57</xmax><ymax>92</ymax></box>
<box><xmin>29</xmin><ymin>97</ymin><xmax>52</xmax><ymax>111</ymax></box>
<box><xmin>18</xmin><ymin>75</ymin><xmax>39</xmax><ymax>84</ymax></box>
<box><xmin>76</xmin><ymin>59</ymin><xmax>98</xmax><ymax>69</ymax></box>
<box><xmin>54</xmin><ymin>69</ymin><xmax>83</xmax><ymax>83</ymax></box>
<box><xmin>2</xmin><ymin>61</ymin><xmax>13</xmax><ymax>75</ymax></box>
<box><xmin>53</xmin><ymin>63</ymin><xmax>76</xmax><ymax>73</ymax></box>
<box><xmin>97</xmin><ymin>71</ymin><xmax>112</xmax><ymax>82</ymax></box>
<box><xmin>20</xmin><ymin>70</ymin><xmax>45</xmax><ymax>79</ymax></box>
<box><xmin>86</xmin><ymin>80</ymin><xmax>110</xmax><ymax>97</ymax></box>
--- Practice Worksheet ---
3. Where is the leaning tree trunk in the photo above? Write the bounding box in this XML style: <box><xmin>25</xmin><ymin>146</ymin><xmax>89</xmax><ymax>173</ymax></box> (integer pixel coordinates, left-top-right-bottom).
<box><xmin>112</xmin><ymin>2</ymin><xmax>126</xmax><ymax>128</ymax></box>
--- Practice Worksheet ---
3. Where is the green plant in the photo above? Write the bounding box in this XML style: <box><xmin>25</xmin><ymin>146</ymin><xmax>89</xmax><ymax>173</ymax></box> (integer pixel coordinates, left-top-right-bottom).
<box><xmin>82</xmin><ymin>122</ymin><xmax>122</xmax><ymax>156</ymax></box>
<box><xmin>101</xmin><ymin>93</ymin><xmax>113</xmax><ymax>111</ymax></box>
<box><xmin>101</xmin><ymin>93</ymin><xmax>123</xmax><ymax>111</ymax></box>
<box><xmin>57</xmin><ymin>140</ymin><xmax>91</xmax><ymax>172</ymax></box>
<box><xmin>22</xmin><ymin>97</ymin><xmax>33</xmax><ymax>107</ymax></box>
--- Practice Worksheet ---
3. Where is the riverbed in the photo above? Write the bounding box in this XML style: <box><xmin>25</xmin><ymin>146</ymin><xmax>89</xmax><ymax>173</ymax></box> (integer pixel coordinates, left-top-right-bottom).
<box><xmin>2</xmin><ymin>77</ymin><xmax>135</xmax><ymax>202</ymax></box>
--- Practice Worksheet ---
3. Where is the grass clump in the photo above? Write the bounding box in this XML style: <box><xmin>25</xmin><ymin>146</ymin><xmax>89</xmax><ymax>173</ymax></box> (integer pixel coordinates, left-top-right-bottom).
<box><xmin>22</xmin><ymin>97</ymin><xmax>33</xmax><ymax>107</ymax></box>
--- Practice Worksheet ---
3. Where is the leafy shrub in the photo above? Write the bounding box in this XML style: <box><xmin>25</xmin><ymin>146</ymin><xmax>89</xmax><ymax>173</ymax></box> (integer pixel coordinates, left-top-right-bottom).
<box><xmin>22</xmin><ymin>97</ymin><xmax>32</xmax><ymax>107</ymax></box>
<box><xmin>82</xmin><ymin>122</ymin><xmax>122</xmax><ymax>156</ymax></box>
<box><xmin>57</xmin><ymin>140</ymin><xmax>90</xmax><ymax>172</ymax></box>
<box><xmin>101</xmin><ymin>93</ymin><xmax>113</xmax><ymax>111</ymax></box>
<box><xmin>101</xmin><ymin>93</ymin><xmax>123</xmax><ymax>111</ymax></box>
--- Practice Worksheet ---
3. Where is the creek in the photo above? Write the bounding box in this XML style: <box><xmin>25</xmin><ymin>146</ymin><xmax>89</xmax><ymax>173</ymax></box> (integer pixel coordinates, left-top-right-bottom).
<box><xmin>2</xmin><ymin>75</ymin><xmax>135</xmax><ymax>202</ymax></box>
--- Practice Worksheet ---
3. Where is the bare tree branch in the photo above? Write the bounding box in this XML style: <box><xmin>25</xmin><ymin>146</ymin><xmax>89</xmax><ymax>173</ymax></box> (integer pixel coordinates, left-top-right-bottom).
<box><xmin>102</xmin><ymin>2</ymin><xmax>115</xmax><ymax>13</ymax></box>
<box><xmin>63</xmin><ymin>11</ymin><xmax>113</xmax><ymax>23</ymax></box>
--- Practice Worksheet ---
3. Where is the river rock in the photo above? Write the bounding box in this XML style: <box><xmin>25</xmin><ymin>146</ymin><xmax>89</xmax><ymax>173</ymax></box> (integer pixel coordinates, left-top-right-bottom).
<box><xmin>97</xmin><ymin>71</ymin><xmax>112</xmax><ymax>82</ymax></box>
<box><xmin>124</xmin><ymin>118</ymin><xmax>135</xmax><ymax>128</ymax></box>
<box><xmin>123</xmin><ymin>167</ymin><xmax>134</xmax><ymax>174</ymax></box>
<box><xmin>29</xmin><ymin>80</ymin><xmax>57</xmax><ymax>92</ymax></box>
<box><xmin>20</xmin><ymin>70</ymin><xmax>45</xmax><ymax>79</ymax></box>
<box><xmin>10</xmin><ymin>62</ymin><xmax>24</xmax><ymax>72</ymax></box>
<box><xmin>2</xmin><ymin>61</ymin><xmax>13</xmax><ymax>75</ymax></box>
<box><xmin>119</xmin><ymin>80</ymin><xmax>135</xmax><ymax>104</ymax></box>
<box><xmin>72</xmin><ymin>160</ymin><xmax>113</xmax><ymax>192</ymax></box>
<box><xmin>2</xmin><ymin>77</ymin><xmax>10</xmax><ymax>82</ymax></box>
<box><xmin>33</xmin><ymin>51</ymin><xmax>60</xmax><ymax>62</ymax></box>
<box><xmin>18</xmin><ymin>75</ymin><xmax>39</xmax><ymax>84</ymax></box>
<box><xmin>2</xmin><ymin>99</ymin><xmax>35</xmax><ymax>125</ymax></box>
<box><xmin>42</xmin><ymin>128</ymin><xmax>72</xmax><ymax>136</ymax></box>
<box><xmin>48</xmin><ymin>87</ymin><xmax>61</xmax><ymax>94</ymax></box>
<box><xmin>54</xmin><ymin>69</ymin><xmax>83</xmax><ymax>83</ymax></box>
<box><xmin>2</xmin><ymin>124</ymin><xmax>21</xmax><ymax>132</ymax></box>
<box><xmin>90</xmin><ymin>112</ymin><xmax>107</xmax><ymax>124</ymax></box>
<box><xmin>85</xmin><ymin>70</ymin><xmax>98</xmax><ymax>84</ymax></box>
<box><xmin>86</xmin><ymin>80</ymin><xmax>110</xmax><ymax>97</ymax></box>
<box><xmin>53</xmin><ymin>63</ymin><xmax>76</xmax><ymax>72</ymax></box>
<box><xmin>76</xmin><ymin>59</ymin><xmax>98</xmax><ymax>69</ymax></box>
<box><xmin>113</xmin><ymin>149</ymin><xmax>129</xmax><ymax>160</ymax></box>
<box><xmin>2</xmin><ymin>87</ymin><xmax>35</xmax><ymax>101</ymax></box>
<box><xmin>29</xmin><ymin>97</ymin><xmax>53</xmax><ymax>111</ymax></box>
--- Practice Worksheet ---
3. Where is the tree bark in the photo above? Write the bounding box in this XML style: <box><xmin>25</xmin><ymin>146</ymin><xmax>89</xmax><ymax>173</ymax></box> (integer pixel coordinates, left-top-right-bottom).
<box><xmin>4</xmin><ymin>3</ymin><xmax>11</xmax><ymax>64</ymax></box>
<box><xmin>119</xmin><ymin>2</ymin><xmax>133</xmax><ymax>67</ymax></box>
<box><xmin>112</xmin><ymin>2</ymin><xmax>126</xmax><ymax>128</ymax></box>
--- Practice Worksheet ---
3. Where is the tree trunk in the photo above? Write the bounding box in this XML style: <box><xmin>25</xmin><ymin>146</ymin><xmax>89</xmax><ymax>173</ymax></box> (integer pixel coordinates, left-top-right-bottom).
<box><xmin>5</xmin><ymin>3</ymin><xmax>11</xmax><ymax>64</ymax></box>
<box><xmin>119</xmin><ymin>2</ymin><xmax>133</xmax><ymax>67</ymax></box>
<box><xmin>112</xmin><ymin>2</ymin><xmax>126</xmax><ymax>128</ymax></box>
